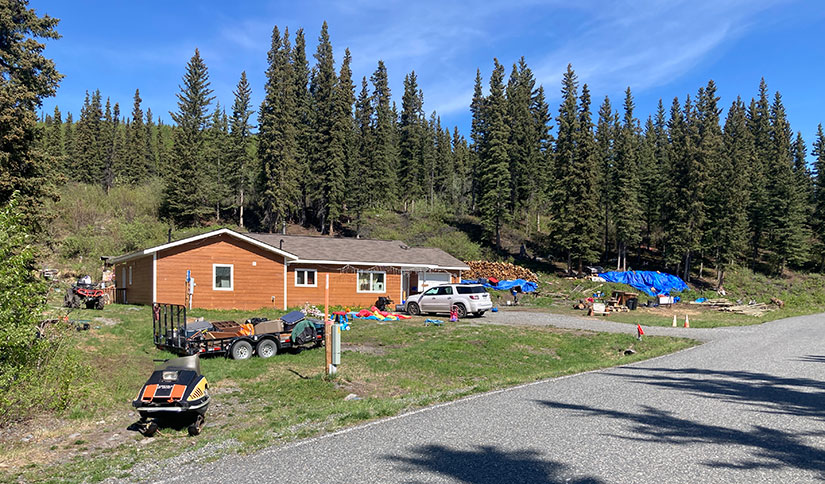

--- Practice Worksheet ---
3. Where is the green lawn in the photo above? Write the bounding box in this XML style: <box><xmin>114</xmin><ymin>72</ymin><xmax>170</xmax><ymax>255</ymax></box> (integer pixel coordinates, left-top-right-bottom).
<box><xmin>1</xmin><ymin>303</ymin><xmax>696</xmax><ymax>483</ymax></box>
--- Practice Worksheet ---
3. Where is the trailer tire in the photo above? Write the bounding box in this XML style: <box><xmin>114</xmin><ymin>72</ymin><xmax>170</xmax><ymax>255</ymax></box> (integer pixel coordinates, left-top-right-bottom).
<box><xmin>256</xmin><ymin>339</ymin><xmax>278</xmax><ymax>358</ymax></box>
<box><xmin>230</xmin><ymin>340</ymin><xmax>253</xmax><ymax>360</ymax></box>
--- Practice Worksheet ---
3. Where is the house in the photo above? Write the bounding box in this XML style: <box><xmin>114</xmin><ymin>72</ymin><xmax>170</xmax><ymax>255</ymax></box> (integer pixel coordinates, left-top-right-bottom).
<box><xmin>109</xmin><ymin>228</ymin><xmax>469</xmax><ymax>310</ymax></box>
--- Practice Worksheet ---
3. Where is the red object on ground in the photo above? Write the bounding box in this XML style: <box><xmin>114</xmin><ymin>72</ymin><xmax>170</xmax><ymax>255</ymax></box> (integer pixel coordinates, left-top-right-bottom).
<box><xmin>636</xmin><ymin>324</ymin><xmax>645</xmax><ymax>338</ymax></box>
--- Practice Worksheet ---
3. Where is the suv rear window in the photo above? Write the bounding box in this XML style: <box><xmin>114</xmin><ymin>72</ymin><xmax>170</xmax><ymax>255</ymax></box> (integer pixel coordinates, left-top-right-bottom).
<box><xmin>457</xmin><ymin>286</ymin><xmax>486</xmax><ymax>294</ymax></box>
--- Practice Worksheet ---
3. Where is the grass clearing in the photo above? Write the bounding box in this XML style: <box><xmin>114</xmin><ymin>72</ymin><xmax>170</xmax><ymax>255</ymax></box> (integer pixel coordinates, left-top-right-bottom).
<box><xmin>518</xmin><ymin>265</ymin><xmax>825</xmax><ymax>328</ymax></box>
<box><xmin>1</xmin><ymin>303</ymin><xmax>695</xmax><ymax>483</ymax></box>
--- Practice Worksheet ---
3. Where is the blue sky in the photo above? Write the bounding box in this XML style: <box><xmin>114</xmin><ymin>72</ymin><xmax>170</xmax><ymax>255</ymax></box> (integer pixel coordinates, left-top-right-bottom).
<box><xmin>36</xmin><ymin>0</ymin><xmax>825</xmax><ymax>154</ymax></box>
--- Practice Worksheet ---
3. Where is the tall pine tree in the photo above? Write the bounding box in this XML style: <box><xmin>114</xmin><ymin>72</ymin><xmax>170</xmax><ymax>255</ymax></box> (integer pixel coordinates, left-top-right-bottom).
<box><xmin>161</xmin><ymin>48</ymin><xmax>214</xmax><ymax>226</ymax></box>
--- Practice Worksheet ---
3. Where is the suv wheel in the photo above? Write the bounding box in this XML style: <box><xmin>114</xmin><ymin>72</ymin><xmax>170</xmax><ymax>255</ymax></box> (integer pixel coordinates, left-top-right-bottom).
<box><xmin>453</xmin><ymin>303</ymin><xmax>467</xmax><ymax>319</ymax></box>
<box><xmin>407</xmin><ymin>302</ymin><xmax>421</xmax><ymax>316</ymax></box>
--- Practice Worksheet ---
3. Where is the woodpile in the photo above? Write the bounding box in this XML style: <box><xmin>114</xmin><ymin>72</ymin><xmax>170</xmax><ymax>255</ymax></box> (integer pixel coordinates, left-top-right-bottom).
<box><xmin>718</xmin><ymin>303</ymin><xmax>774</xmax><ymax>317</ymax></box>
<box><xmin>464</xmin><ymin>260</ymin><xmax>539</xmax><ymax>282</ymax></box>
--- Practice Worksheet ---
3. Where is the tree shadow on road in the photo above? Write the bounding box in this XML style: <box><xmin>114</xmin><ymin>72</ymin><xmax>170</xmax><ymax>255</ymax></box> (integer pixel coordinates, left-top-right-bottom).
<box><xmin>384</xmin><ymin>443</ymin><xmax>605</xmax><ymax>484</ymax></box>
<box><xmin>537</xmin><ymin>363</ymin><xmax>825</xmax><ymax>477</ymax></box>
<box><xmin>599</xmin><ymin>367</ymin><xmax>825</xmax><ymax>421</ymax></box>
<box><xmin>796</xmin><ymin>355</ymin><xmax>825</xmax><ymax>364</ymax></box>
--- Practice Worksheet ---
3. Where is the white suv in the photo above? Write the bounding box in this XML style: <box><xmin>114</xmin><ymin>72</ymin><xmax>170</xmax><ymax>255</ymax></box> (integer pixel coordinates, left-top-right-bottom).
<box><xmin>405</xmin><ymin>284</ymin><xmax>492</xmax><ymax>318</ymax></box>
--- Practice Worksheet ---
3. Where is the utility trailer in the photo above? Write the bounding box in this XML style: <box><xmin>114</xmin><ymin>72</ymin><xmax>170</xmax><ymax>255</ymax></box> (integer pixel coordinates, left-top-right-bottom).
<box><xmin>152</xmin><ymin>303</ymin><xmax>324</xmax><ymax>360</ymax></box>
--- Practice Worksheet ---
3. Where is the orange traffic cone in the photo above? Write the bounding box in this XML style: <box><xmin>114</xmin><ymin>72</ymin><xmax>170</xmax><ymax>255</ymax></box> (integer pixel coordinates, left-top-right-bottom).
<box><xmin>684</xmin><ymin>314</ymin><xmax>690</xmax><ymax>328</ymax></box>
<box><xmin>637</xmin><ymin>324</ymin><xmax>644</xmax><ymax>340</ymax></box>
<box><xmin>672</xmin><ymin>315</ymin><xmax>677</xmax><ymax>327</ymax></box>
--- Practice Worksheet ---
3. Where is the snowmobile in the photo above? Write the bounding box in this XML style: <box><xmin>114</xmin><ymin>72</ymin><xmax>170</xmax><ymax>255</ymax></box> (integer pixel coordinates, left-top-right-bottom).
<box><xmin>132</xmin><ymin>354</ymin><xmax>209</xmax><ymax>436</ymax></box>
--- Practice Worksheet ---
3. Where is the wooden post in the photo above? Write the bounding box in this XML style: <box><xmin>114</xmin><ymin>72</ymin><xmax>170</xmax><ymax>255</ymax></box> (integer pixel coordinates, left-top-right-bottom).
<box><xmin>324</xmin><ymin>274</ymin><xmax>332</xmax><ymax>374</ymax></box>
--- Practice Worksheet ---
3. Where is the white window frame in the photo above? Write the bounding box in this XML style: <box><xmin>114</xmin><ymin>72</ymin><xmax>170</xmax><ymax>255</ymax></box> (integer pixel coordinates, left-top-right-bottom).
<box><xmin>128</xmin><ymin>266</ymin><xmax>132</xmax><ymax>286</ymax></box>
<box><xmin>294</xmin><ymin>268</ymin><xmax>318</xmax><ymax>287</ymax></box>
<box><xmin>357</xmin><ymin>270</ymin><xmax>386</xmax><ymax>293</ymax></box>
<box><xmin>213</xmin><ymin>264</ymin><xmax>234</xmax><ymax>291</ymax></box>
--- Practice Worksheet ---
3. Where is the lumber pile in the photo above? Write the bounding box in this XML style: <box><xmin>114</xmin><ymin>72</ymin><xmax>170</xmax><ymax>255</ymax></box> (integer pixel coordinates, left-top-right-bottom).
<box><xmin>463</xmin><ymin>260</ymin><xmax>539</xmax><ymax>282</ymax></box>
<box><xmin>718</xmin><ymin>303</ymin><xmax>774</xmax><ymax>317</ymax></box>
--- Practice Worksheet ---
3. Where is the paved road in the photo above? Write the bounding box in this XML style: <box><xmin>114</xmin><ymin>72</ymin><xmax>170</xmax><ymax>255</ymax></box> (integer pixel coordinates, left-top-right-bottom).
<box><xmin>157</xmin><ymin>311</ymin><xmax>825</xmax><ymax>483</ymax></box>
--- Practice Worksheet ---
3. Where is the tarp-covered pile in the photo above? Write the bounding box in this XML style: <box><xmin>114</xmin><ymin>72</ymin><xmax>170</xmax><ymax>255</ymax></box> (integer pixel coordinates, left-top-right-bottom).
<box><xmin>461</xmin><ymin>278</ymin><xmax>538</xmax><ymax>293</ymax></box>
<box><xmin>598</xmin><ymin>271</ymin><xmax>688</xmax><ymax>297</ymax></box>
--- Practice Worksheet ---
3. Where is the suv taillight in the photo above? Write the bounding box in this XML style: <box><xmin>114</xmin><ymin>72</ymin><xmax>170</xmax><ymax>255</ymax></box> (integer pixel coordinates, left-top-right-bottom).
<box><xmin>469</xmin><ymin>295</ymin><xmax>480</xmax><ymax>300</ymax></box>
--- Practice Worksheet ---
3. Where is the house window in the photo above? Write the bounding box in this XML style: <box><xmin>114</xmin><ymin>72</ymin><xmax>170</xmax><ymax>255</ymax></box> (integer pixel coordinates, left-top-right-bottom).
<box><xmin>357</xmin><ymin>271</ymin><xmax>385</xmax><ymax>293</ymax></box>
<box><xmin>128</xmin><ymin>266</ymin><xmax>132</xmax><ymax>286</ymax></box>
<box><xmin>213</xmin><ymin>264</ymin><xmax>233</xmax><ymax>291</ymax></box>
<box><xmin>121</xmin><ymin>267</ymin><xmax>126</xmax><ymax>288</ymax></box>
<box><xmin>295</xmin><ymin>268</ymin><xmax>317</xmax><ymax>287</ymax></box>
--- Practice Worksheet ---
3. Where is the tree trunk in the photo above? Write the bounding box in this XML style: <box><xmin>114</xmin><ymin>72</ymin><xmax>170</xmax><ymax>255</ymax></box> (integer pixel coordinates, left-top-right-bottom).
<box><xmin>699</xmin><ymin>250</ymin><xmax>704</xmax><ymax>278</ymax></box>
<box><xmin>329</xmin><ymin>218</ymin><xmax>334</xmax><ymax>237</ymax></box>
<box><xmin>616</xmin><ymin>241</ymin><xmax>622</xmax><ymax>271</ymax></box>
<box><xmin>566</xmin><ymin>252</ymin><xmax>572</xmax><ymax>274</ymax></box>
<box><xmin>683</xmin><ymin>250</ymin><xmax>691</xmax><ymax>282</ymax></box>
<box><xmin>495</xmin><ymin>216</ymin><xmax>501</xmax><ymax>253</ymax></box>
<box><xmin>716</xmin><ymin>265</ymin><xmax>724</xmax><ymax>290</ymax></box>
<box><xmin>604</xmin><ymin>206</ymin><xmax>610</xmax><ymax>263</ymax></box>
<box><xmin>239</xmin><ymin>188</ymin><xmax>244</xmax><ymax>228</ymax></box>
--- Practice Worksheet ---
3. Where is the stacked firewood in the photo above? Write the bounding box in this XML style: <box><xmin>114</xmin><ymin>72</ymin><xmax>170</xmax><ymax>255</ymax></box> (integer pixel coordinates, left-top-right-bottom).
<box><xmin>464</xmin><ymin>261</ymin><xmax>539</xmax><ymax>282</ymax></box>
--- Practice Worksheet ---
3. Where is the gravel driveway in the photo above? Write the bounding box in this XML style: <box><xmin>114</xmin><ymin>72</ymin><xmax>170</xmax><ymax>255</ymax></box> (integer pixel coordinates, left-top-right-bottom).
<box><xmin>147</xmin><ymin>310</ymin><xmax>825</xmax><ymax>483</ymax></box>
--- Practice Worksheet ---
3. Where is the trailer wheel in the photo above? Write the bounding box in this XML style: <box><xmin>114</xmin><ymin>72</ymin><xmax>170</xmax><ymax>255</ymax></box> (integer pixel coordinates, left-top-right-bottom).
<box><xmin>231</xmin><ymin>340</ymin><xmax>253</xmax><ymax>360</ymax></box>
<box><xmin>256</xmin><ymin>339</ymin><xmax>277</xmax><ymax>358</ymax></box>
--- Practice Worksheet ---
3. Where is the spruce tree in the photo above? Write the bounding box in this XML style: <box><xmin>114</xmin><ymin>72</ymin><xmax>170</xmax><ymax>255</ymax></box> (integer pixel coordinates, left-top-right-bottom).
<box><xmin>161</xmin><ymin>48</ymin><xmax>214</xmax><ymax>226</ymax></box>
<box><xmin>258</xmin><ymin>26</ymin><xmax>298</xmax><ymax>233</ymax></box>
<box><xmin>145</xmin><ymin>108</ymin><xmax>157</xmax><ymax>176</ymax></box>
<box><xmin>63</xmin><ymin>111</ymin><xmax>74</xmax><ymax>176</ymax></box>
<box><xmin>529</xmin><ymin>84</ymin><xmax>553</xmax><ymax>234</ymax></box>
<box><xmin>369</xmin><ymin>60</ymin><xmax>398</xmax><ymax>205</ymax></box>
<box><xmin>571</xmin><ymin>84</ymin><xmax>600</xmax><ymax>270</ymax></box>
<box><xmin>478</xmin><ymin>59</ymin><xmax>511</xmax><ymax>252</ymax></box>
<box><xmin>550</xmin><ymin>64</ymin><xmax>580</xmax><ymax>271</ymax></box>
<box><xmin>695</xmin><ymin>80</ymin><xmax>723</xmax><ymax>276</ymax></box>
<box><xmin>399</xmin><ymin>71</ymin><xmax>425</xmax><ymax>206</ymax></box>
<box><xmin>746</xmin><ymin>78</ymin><xmax>772</xmax><ymax>266</ymax></box>
<box><xmin>204</xmin><ymin>104</ymin><xmax>229</xmax><ymax>221</ymax></box>
<box><xmin>227</xmin><ymin>71</ymin><xmax>253</xmax><ymax>227</ymax></box>
<box><xmin>469</xmin><ymin>69</ymin><xmax>486</xmax><ymax>212</ymax></box>
<box><xmin>812</xmin><ymin>124</ymin><xmax>825</xmax><ymax>267</ymax></box>
<box><xmin>73</xmin><ymin>90</ymin><xmax>104</xmax><ymax>184</ymax></box>
<box><xmin>595</xmin><ymin>95</ymin><xmax>616</xmax><ymax>260</ymax></box>
<box><xmin>612</xmin><ymin>87</ymin><xmax>643</xmax><ymax>271</ymax></box>
<box><xmin>327</xmin><ymin>47</ymin><xmax>353</xmax><ymax>234</ymax></box>
<box><xmin>126</xmin><ymin>89</ymin><xmax>147</xmax><ymax>183</ymax></box>
<box><xmin>310</xmin><ymin>22</ymin><xmax>345</xmax><ymax>233</ymax></box>
<box><xmin>292</xmin><ymin>28</ymin><xmax>314</xmax><ymax>226</ymax></box>
<box><xmin>101</xmin><ymin>98</ymin><xmax>115</xmax><ymax>191</ymax></box>
<box><xmin>0</xmin><ymin>0</ymin><xmax>62</xmax><ymax>231</ymax></box>
<box><xmin>350</xmin><ymin>77</ymin><xmax>373</xmax><ymax>232</ymax></box>
<box><xmin>714</xmin><ymin>98</ymin><xmax>752</xmax><ymax>288</ymax></box>
<box><xmin>505</xmin><ymin>58</ymin><xmax>537</xmax><ymax>216</ymax></box>
<box><xmin>766</xmin><ymin>91</ymin><xmax>806</xmax><ymax>273</ymax></box>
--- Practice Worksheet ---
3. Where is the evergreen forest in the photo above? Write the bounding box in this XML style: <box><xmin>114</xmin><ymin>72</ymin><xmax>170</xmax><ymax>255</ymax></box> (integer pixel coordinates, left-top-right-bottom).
<box><xmin>17</xmin><ymin>21</ymin><xmax>825</xmax><ymax>289</ymax></box>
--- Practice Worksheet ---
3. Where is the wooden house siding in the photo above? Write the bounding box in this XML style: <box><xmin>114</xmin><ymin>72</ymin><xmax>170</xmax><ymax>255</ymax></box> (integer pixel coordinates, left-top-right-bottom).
<box><xmin>155</xmin><ymin>234</ymin><xmax>285</xmax><ymax>310</ymax></box>
<box><xmin>114</xmin><ymin>255</ymin><xmax>153</xmax><ymax>304</ymax></box>
<box><xmin>286</xmin><ymin>264</ymin><xmax>401</xmax><ymax>308</ymax></box>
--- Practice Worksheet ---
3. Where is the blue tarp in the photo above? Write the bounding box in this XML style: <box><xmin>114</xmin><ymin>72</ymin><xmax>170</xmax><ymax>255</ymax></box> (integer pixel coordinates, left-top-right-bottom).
<box><xmin>461</xmin><ymin>278</ymin><xmax>538</xmax><ymax>293</ymax></box>
<box><xmin>597</xmin><ymin>271</ymin><xmax>688</xmax><ymax>297</ymax></box>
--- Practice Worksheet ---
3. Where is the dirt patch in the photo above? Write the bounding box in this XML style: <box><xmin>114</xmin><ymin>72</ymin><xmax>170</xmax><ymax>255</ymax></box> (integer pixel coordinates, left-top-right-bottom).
<box><xmin>337</xmin><ymin>379</ymin><xmax>407</xmax><ymax>399</ymax></box>
<box><xmin>341</xmin><ymin>342</ymin><xmax>402</xmax><ymax>355</ymax></box>
<box><xmin>93</xmin><ymin>316</ymin><xmax>120</xmax><ymax>326</ymax></box>
<box><xmin>513</xmin><ymin>344</ymin><xmax>560</xmax><ymax>358</ymax></box>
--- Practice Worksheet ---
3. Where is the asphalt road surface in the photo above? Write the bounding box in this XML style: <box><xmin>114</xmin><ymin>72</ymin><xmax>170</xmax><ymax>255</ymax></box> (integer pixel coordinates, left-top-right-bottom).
<box><xmin>157</xmin><ymin>311</ymin><xmax>825</xmax><ymax>483</ymax></box>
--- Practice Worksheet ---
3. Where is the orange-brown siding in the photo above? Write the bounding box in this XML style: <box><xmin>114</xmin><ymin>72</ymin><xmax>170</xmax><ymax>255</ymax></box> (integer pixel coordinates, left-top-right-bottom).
<box><xmin>286</xmin><ymin>264</ymin><xmax>402</xmax><ymax>308</ymax></box>
<box><xmin>114</xmin><ymin>233</ymin><xmax>463</xmax><ymax>310</ymax></box>
<box><xmin>114</xmin><ymin>255</ymin><xmax>153</xmax><ymax>304</ymax></box>
<box><xmin>155</xmin><ymin>234</ymin><xmax>285</xmax><ymax>310</ymax></box>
